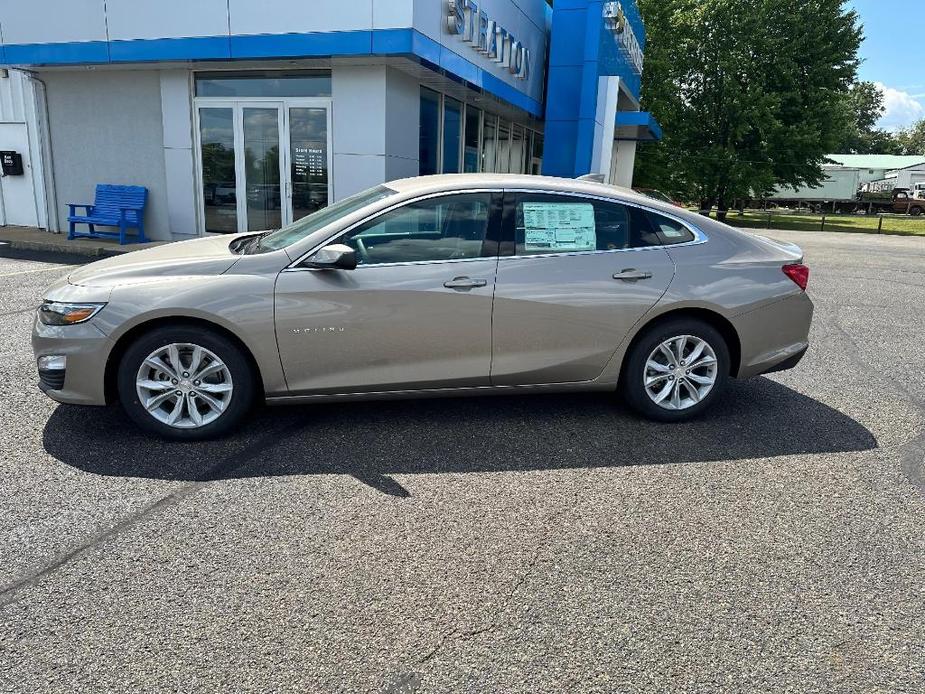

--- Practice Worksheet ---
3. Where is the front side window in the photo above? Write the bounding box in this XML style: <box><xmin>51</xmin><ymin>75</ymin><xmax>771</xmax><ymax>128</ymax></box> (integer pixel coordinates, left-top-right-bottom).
<box><xmin>340</xmin><ymin>194</ymin><xmax>493</xmax><ymax>266</ymax></box>
<box><xmin>511</xmin><ymin>194</ymin><xmax>661</xmax><ymax>255</ymax></box>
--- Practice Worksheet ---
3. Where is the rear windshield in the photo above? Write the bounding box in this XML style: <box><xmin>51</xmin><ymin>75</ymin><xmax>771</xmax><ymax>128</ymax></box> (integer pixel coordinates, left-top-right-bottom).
<box><xmin>257</xmin><ymin>185</ymin><xmax>398</xmax><ymax>252</ymax></box>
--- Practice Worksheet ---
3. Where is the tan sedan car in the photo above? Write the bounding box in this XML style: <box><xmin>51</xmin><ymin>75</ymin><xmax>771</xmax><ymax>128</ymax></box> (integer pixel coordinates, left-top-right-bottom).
<box><xmin>34</xmin><ymin>175</ymin><xmax>813</xmax><ymax>439</ymax></box>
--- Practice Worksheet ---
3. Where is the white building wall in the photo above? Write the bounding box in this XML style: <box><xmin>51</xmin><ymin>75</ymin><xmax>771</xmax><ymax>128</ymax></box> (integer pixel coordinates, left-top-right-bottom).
<box><xmin>41</xmin><ymin>69</ymin><xmax>171</xmax><ymax>239</ymax></box>
<box><xmin>331</xmin><ymin>65</ymin><xmax>420</xmax><ymax>200</ymax></box>
<box><xmin>0</xmin><ymin>0</ymin><xmax>107</xmax><ymax>44</ymax></box>
<box><xmin>0</xmin><ymin>0</ymin><xmax>414</xmax><ymax>44</ymax></box>
<box><xmin>107</xmin><ymin>0</ymin><xmax>230</xmax><ymax>41</ymax></box>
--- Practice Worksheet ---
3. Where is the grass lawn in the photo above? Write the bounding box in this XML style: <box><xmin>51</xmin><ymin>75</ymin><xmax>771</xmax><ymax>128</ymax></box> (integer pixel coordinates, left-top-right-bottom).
<box><xmin>704</xmin><ymin>211</ymin><xmax>925</xmax><ymax>237</ymax></box>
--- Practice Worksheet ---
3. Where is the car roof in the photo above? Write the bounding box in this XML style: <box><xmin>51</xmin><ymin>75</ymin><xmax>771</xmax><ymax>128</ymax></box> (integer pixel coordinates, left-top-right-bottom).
<box><xmin>385</xmin><ymin>173</ymin><xmax>651</xmax><ymax>203</ymax></box>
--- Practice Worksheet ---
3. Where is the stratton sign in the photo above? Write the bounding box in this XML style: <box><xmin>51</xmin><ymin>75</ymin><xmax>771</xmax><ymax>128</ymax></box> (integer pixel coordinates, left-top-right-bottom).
<box><xmin>446</xmin><ymin>0</ymin><xmax>531</xmax><ymax>81</ymax></box>
<box><xmin>603</xmin><ymin>1</ymin><xmax>644</xmax><ymax>75</ymax></box>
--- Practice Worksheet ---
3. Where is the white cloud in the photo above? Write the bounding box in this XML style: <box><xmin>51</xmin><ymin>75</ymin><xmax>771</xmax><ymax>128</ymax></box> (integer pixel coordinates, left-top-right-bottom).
<box><xmin>874</xmin><ymin>82</ymin><xmax>925</xmax><ymax>131</ymax></box>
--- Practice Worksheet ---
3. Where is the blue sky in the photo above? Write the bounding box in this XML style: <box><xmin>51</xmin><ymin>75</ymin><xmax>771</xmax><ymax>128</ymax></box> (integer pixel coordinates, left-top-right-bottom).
<box><xmin>847</xmin><ymin>0</ymin><xmax>925</xmax><ymax>130</ymax></box>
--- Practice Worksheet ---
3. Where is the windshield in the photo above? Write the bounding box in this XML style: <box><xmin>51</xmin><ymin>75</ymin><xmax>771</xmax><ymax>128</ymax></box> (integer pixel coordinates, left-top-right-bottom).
<box><xmin>257</xmin><ymin>185</ymin><xmax>398</xmax><ymax>251</ymax></box>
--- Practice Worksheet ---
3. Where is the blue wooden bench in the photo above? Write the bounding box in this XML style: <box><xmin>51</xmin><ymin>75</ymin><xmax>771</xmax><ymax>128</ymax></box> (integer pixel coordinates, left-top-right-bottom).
<box><xmin>67</xmin><ymin>184</ymin><xmax>148</xmax><ymax>245</ymax></box>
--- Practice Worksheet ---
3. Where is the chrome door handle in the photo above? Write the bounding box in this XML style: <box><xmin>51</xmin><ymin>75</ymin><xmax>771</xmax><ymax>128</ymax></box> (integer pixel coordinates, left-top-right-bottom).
<box><xmin>444</xmin><ymin>276</ymin><xmax>488</xmax><ymax>290</ymax></box>
<box><xmin>612</xmin><ymin>269</ymin><xmax>653</xmax><ymax>281</ymax></box>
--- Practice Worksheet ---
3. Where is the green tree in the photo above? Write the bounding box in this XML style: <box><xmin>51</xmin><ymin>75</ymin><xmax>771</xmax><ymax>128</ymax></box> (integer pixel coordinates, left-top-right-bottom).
<box><xmin>896</xmin><ymin>118</ymin><xmax>925</xmax><ymax>156</ymax></box>
<box><xmin>848</xmin><ymin>81</ymin><xmax>882</xmax><ymax>132</ymax></box>
<box><xmin>634</xmin><ymin>0</ymin><xmax>862</xmax><ymax>218</ymax></box>
<box><xmin>835</xmin><ymin>81</ymin><xmax>901</xmax><ymax>154</ymax></box>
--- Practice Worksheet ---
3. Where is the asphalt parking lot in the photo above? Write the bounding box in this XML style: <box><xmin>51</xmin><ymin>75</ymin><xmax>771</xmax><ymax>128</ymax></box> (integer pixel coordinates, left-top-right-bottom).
<box><xmin>0</xmin><ymin>231</ymin><xmax>923</xmax><ymax>693</ymax></box>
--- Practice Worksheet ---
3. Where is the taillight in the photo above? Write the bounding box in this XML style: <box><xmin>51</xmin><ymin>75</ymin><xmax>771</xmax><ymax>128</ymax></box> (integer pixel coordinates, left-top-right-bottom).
<box><xmin>782</xmin><ymin>263</ymin><xmax>809</xmax><ymax>291</ymax></box>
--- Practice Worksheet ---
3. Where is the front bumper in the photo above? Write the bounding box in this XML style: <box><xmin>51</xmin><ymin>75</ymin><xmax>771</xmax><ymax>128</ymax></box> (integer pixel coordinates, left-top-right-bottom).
<box><xmin>32</xmin><ymin>316</ymin><xmax>113</xmax><ymax>406</ymax></box>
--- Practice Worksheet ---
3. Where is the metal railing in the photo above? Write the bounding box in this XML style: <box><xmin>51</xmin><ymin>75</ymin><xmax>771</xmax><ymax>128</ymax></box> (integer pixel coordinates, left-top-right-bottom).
<box><xmin>693</xmin><ymin>208</ymin><xmax>925</xmax><ymax>237</ymax></box>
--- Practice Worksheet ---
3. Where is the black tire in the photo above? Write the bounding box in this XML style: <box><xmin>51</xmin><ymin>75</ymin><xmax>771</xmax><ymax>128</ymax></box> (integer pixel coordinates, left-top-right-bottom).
<box><xmin>910</xmin><ymin>206</ymin><xmax>923</xmax><ymax>217</ymax></box>
<box><xmin>117</xmin><ymin>326</ymin><xmax>256</xmax><ymax>440</ymax></box>
<box><xmin>621</xmin><ymin>318</ymin><xmax>731</xmax><ymax>422</ymax></box>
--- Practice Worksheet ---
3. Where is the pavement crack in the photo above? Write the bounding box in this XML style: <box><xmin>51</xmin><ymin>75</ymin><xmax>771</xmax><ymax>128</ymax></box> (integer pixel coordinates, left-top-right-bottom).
<box><xmin>823</xmin><ymin>304</ymin><xmax>925</xmax><ymax>497</ymax></box>
<box><xmin>0</xmin><ymin>307</ymin><xmax>36</xmax><ymax>319</ymax></box>
<box><xmin>416</xmin><ymin>481</ymin><xmax>585</xmax><ymax>667</ymax></box>
<box><xmin>0</xmin><ymin>420</ymin><xmax>307</xmax><ymax>609</ymax></box>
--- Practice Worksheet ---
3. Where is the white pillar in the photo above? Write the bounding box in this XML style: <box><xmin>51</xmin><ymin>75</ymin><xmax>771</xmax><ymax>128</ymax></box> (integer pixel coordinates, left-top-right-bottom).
<box><xmin>331</xmin><ymin>64</ymin><xmax>421</xmax><ymax>200</ymax></box>
<box><xmin>590</xmin><ymin>76</ymin><xmax>620</xmax><ymax>181</ymax></box>
<box><xmin>159</xmin><ymin>70</ymin><xmax>198</xmax><ymax>238</ymax></box>
<box><xmin>611</xmin><ymin>139</ymin><xmax>638</xmax><ymax>188</ymax></box>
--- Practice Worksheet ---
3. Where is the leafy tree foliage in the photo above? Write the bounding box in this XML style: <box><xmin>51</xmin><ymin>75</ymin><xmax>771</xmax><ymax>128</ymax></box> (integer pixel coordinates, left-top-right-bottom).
<box><xmin>835</xmin><ymin>81</ymin><xmax>902</xmax><ymax>154</ymax></box>
<box><xmin>896</xmin><ymin>119</ymin><xmax>925</xmax><ymax>156</ymax></box>
<box><xmin>634</xmin><ymin>0</ymin><xmax>862</xmax><ymax>216</ymax></box>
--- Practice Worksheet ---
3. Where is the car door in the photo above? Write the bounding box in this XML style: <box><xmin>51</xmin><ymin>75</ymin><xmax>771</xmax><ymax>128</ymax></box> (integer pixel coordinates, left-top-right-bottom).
<box><xmin>275</xmin><ymin>191</ymin><xmax>501</xmax><ymax>394</ymax></box>
<box><xmin>490</xmin><ymin>191</ymin><xmax>676</xmax><ymax>385</ymax></box>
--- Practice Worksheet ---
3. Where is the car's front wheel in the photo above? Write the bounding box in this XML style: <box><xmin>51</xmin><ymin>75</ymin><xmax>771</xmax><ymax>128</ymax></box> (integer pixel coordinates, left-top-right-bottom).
<box><xmin>622</xmin><ymin>318</ymin><xmax>730</xmax><ymax>422</ymax></box>
<box><xmin>116</xmin><ymin>326</ymin><xmax>255</xmax><ymax>440</ymax></box>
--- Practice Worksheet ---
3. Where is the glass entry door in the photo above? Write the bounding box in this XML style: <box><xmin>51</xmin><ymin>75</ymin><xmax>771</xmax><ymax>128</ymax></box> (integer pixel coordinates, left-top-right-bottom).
<box><xmin>243</xmin><ymin>105</ymin><xmax>283</xmax><ymax>231</ymax></box>
<box><xmin>288</xmin><ymin>106</ymin><xmax>331</xmax><ymax>222</ymax></box>
<box><xmin>196</xmin><ymin>99</ymin><xmax>331</xmax><ymax>234</ymax></box>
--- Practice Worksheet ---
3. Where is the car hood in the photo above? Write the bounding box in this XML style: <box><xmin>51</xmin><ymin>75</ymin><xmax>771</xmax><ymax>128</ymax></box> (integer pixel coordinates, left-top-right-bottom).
<box><xmin>68</xmin><ymin>235</ymin><xmax>242</xmax><ymax>288</ymax></box>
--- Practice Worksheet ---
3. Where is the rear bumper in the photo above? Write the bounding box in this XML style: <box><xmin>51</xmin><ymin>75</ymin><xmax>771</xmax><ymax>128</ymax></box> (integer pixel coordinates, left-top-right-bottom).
<box><xmin>758</xmin><ymin>344</ymin><xmax>808</xmax><ymax>374</ymax></box>
<box><xmin>732</xmin><ymin>292</ymin><xmax>814</xmax><ymax>379</ymax></box>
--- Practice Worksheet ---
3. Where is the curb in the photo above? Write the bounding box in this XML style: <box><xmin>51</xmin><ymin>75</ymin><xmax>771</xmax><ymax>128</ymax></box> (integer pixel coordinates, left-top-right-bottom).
<box><xmin>0</xmin><ymin>237</ymin><xmax>144</xmax><ymax>259</ymax></box>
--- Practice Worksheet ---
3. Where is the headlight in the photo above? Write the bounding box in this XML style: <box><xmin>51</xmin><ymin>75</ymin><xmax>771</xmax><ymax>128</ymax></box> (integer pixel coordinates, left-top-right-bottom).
<box><xmin>38</xmin><ymin>301</ymin><xmax>106</xmax><ymax>326</ymax></box>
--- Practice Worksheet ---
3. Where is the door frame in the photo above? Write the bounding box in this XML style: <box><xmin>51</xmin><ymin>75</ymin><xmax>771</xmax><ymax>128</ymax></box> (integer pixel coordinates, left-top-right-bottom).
<box><xmin>192</xmin><ymin>96</ymin><xmax>333</xmax><ymax>236</ymax></box>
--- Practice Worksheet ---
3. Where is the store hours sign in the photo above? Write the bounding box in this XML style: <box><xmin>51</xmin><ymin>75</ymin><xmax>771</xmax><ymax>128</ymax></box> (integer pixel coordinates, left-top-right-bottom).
<box><xmin>446</xmin><ymin>0</ymin><xmax>531</xmax><ymax>80</ymax></box>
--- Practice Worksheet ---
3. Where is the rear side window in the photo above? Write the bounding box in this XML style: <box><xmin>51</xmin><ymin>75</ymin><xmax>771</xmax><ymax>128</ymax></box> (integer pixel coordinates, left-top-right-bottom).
<box><xmin>510</xmin><ymin>194</ymin><xmax>660</xmax><ymax>255</ymax></box>
<box><xmin>646</xmin><ymin>211</ymin><xmax>696</xmax><ymax>245</ymax></box>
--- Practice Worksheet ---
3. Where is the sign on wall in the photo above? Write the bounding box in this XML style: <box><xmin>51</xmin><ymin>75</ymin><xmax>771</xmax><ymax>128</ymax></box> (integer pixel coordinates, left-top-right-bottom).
<box><xmin>446</xmin><ymin>0</ymin><xmax>531</xmax><ymax>81</ymax></box>
<box><xmin>603</xmin><ymin>1</ymin><xmax>644</xmax><ymax>75</ymax></box>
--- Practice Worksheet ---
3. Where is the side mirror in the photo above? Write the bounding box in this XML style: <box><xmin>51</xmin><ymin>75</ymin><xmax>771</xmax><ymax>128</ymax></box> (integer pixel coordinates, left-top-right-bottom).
<box><xmin>305</xmin><ymin>243</ymin><xmax>357</xmax><ymax>270</ymax></box>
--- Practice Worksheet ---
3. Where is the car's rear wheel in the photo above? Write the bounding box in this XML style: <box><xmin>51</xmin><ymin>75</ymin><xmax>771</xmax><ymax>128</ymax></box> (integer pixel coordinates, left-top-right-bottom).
<box><xmin>622</xmin><ymin>318</ymin><xmax>730</xmax><ymax>422</ymax></box>
<box><xmin>117</xmin><ymin>326</ymin><xmax>255</xmax><ymax>440</ymax></box>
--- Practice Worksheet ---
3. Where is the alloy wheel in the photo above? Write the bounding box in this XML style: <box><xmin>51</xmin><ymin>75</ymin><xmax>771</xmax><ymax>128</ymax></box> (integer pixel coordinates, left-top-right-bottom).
<box><xmin>643</xmin><ymin>335</ymin><xmax>718</xmax><ymax>411</ymax></box>
<box><xmin>135</xmin><ymin>343</ymin><xmax>234</xmax><ymax>429</ymax></box>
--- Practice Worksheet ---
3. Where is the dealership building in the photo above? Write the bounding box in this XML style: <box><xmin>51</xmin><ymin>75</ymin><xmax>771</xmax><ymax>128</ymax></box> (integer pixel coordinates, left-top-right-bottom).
<box><xmin>0</xmin><ymin>0</ymin><xmax>659</xmax><ymax>240</ymax></box>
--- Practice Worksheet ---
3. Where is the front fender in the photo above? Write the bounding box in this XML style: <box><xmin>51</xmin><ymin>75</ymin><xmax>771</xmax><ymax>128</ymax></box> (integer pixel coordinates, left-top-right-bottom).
<box><xmin>97</xmin><ymin>275</ymin><xmax>287</xmax><ymax>396</ymax></box>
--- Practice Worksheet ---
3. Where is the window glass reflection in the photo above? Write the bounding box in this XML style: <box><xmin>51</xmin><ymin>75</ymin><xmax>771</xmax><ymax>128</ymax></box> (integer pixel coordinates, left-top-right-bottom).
<box><xmin>496</xmin><ymin>121</ymin><xmax>511</xmax><ymax>174</ymax></box>
<box><xmin>199</xmin><ymin>107</ymin><xmax>237</xmax><ymax>234</ymax></box>
<box><xmin>482</xmin><ymin>115</ymin><xmax>497</xmax><ymax>173</ymax></box>
<box><xmin>243</xmin><ymin>108</ymin><xmax>282</xmax><ymax>231</ymax></box>
<box><xmin>464</xmin><ymin>106</ymin><xmax>481</xmax><ymax>173</ymax></box>
<box><xmin>195</xmin><ymin>71</ymin><xmax>331</xmax><ymax>98</ymax></box>
<box><xmin>442</xmin><ymin>98</ymin><xmax>462</xmax><ymax>173</ymax></box>
<box><xmin>420</xmin><ymin>88</ymin><xmax>440</xmax><ymax>175</ymax></box>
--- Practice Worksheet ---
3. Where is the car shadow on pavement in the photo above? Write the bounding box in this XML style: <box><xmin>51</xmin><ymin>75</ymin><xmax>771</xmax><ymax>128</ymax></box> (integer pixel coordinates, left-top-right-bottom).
<box><xmin>42</xmin><ymin>377</ymin><xmax>877</xmax><ymax>497</ymax></box>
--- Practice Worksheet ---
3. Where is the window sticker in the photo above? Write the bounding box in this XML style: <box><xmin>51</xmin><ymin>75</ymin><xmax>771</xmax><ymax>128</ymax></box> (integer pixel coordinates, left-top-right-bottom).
<box><xmin>657</xmin><ymin>222</ymin><xmax>688</xmax><ymax>238</ymax></box>
<box><xmin>522</xmin><ymin>202</ymin><xmax>596</xmax><ymax>252</ymax></box>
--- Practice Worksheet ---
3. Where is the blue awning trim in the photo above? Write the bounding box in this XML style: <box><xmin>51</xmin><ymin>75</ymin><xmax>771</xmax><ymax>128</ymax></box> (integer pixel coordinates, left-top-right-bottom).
<box><xmin>614</xmin><ymin>111</ymin><xmax>663</xmax><ymax>141</ymax></box>
<box><xmin>1</xmin><ymin>29</ymin><xmax>543</xmax><ymax>117</ymax></box>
